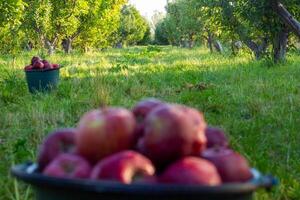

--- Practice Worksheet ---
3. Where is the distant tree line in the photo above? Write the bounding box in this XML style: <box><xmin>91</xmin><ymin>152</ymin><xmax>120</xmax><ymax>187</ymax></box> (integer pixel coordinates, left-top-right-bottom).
<box><xmin>0</xmin><ymin>1</ymin><xmax>150</xmax><ymax>55</ymax></box>
<box><xmin>155</xmin><ymin>0</ymin><xmax>300</xmax><ymax>62</ymax></box>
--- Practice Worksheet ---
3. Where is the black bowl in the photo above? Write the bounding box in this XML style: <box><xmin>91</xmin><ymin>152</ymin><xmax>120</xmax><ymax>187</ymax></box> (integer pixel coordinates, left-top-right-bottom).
<box><xmin>11</xmin><ymin>162</ymin><xmax>277</xmax><ymax>200</ymax></box>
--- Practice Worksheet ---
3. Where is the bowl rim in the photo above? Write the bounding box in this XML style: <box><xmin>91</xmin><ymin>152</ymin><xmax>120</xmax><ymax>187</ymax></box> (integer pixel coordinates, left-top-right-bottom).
<box><xmin>24</xmin><ymin>67</ymin><xmax>60</xmax><ymax>73</ymax></box>
<box><xmin>11</xmin><ymin>162</ymin><xmax>277</xmax><ymax>195</ymax></box>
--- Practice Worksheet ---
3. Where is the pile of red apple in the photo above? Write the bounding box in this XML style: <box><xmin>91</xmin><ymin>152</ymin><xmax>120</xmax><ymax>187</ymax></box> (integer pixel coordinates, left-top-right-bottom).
<box><xmin>37</xmin><ymin>99</ymin><xmax>253</xmax><ymax>186</ymax></box>
<box><xmin>24</xmin><ymin>56</ymin><xmax>59</xmax><ymax>71</ymax></box>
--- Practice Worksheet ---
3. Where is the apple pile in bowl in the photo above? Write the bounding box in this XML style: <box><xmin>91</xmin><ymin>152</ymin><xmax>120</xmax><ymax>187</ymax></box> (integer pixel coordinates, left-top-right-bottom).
<box><xmin>36</xmin><ymin>98</ymin><xmax>255</xmax><ymax>186</ymax></box>
<box><xmin>24</xmin><ymin>56</ymin><xmax>59</xmax><ymax>71</ymax></box>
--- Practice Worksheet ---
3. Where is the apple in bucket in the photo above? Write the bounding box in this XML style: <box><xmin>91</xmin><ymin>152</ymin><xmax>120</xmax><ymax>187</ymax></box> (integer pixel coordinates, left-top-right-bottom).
<box><xmin>24</xmin><ymin>56</ymin><xmax>61</xmax><ymax>93</ymax></box>
<box><xmin>24</xmin><ymin>56</ymin><xmax>60</xmax><ymax>71</ymax></box>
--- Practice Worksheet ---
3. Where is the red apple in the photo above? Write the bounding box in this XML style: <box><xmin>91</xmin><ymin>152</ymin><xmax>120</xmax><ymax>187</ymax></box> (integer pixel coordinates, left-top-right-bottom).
<box><xmin>159</xmin><ymin>157</ymin><xmax>221</xmax><ymax>185</ymax></box>
<box><xmin>132</xmin><ymin>98</ymin><xmax>164</xmax><ymax>123</ymax></box>
<box><xmin>91</xmin><ymin>150</ymin><xmax>155</xmax><ymax>184</ymax></box>
<box><xmin>43</xmin><ymin>154</ymin><xmax>91</xmax><ymax>179</ymax></box>
<box><xmin>201</xmin><ymin>148</ymin><xmax>253</xmax><ymax>183</ymax></box>
<box><xmin>137</xmin><ymin>104</ymin><xmax>207</xmax><ymax>167</ymax></box>
<box><xmin>52</xmin><ymin>64</ymin><xmax>59</xmax><ymax>69</ymax></box>
<box><xmin>37</xmin><ymin>128</ymin><xmax>77</xmax><ymax>170</ymax></box>
<box><xmin>132</xmin><ymin>99</ymin><xmax>165</xmax><ymax>145</ymax></box>
<box><xmin>42</xmin><ymin>60</ymin><xmax>49</xmax><ymax>64</ymax></box>
<box><xmin>33</xmin><ymin>61</ymin><xmax>44</xmax><ymax>69</ymax></box>
<box><xmin>76</xmin><ymin>108</ymin><xmax>136</xmax><ymax>163</ymax></box>
<box><xmin>205</xmin><ymin>127</ymin><xmax>229</xmax><ymax>148</ymax></box>
<box><xmin>31</xmin><ymin>56</ymin><xmax>41</xmax><ymax>65</ymax></box>
<box><xmin>42</xmin><ymin>60</ymin><xmax>52</xmax><ymax>69</ymax></box>
<box><xmin>24</xmin><ymin>65</ymin><xmax>33</xmax><ymax>71</ymax></box>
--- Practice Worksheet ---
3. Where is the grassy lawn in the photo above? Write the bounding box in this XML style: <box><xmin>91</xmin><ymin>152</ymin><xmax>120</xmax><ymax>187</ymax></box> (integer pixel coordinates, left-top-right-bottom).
<box><xmin>0</xmin><ymin>46</ymin><xmax>299</xmax><ymax>199</ymax></box>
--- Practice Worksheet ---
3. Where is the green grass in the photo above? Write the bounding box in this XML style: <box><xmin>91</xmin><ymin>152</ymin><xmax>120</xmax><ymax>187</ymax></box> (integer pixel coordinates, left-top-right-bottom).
<box><xmin>0</xmin><ymin>46</ymin><xmax>300</xmax><ymax>200</ymax></box>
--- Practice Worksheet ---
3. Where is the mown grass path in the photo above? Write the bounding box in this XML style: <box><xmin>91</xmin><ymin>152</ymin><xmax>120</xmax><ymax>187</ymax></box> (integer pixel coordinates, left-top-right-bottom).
<box><xmin>0</xmin><ymin>46</ymin><xmax>299</xmax><ymax>199</ymax></box>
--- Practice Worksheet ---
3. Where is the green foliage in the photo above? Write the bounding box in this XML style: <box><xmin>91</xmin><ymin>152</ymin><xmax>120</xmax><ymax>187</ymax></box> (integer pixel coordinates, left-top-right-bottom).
<box><xmin>155</xmin><ymin>0</ymin><xmax>300</xmax><ymax>61</ymax></box>
<box><xmin>0</xmin><ymin>0</ymin><xmax>25</xmax><ymax>27</ymax></box>
<box><xmin>154</xmin><ymin>20</ymin><xmax>169</xmax><ymax>45</ymax></box>
<box><xmin>74</xmin><ymin>0</ymin><xmax>127</xmax><ymax>50</ymax></box>
<box><xmin>202</xmin><ymin>0</ymin><xmax>300</xmax><ymax>60</ymax></box>
<box><xmin>138</xmin><ymin>25</ymin><xmax>152</xmax><ymax>45</ymax></box>
<box><xmin>0</xmin><ymin>0</ymin><xmax>128</xmax><ymax>53</ymax></box>
<box><xmin>0</xmin><ymin>0</ymin><xmax>26</xmax><ymax>54</ymax></box>
<box><xmin>22</xmin><ymin>0</ymin><xmax>90</xmax><ymax>52</ymax></box>
<box><xmin>119</xmin><ymin>5</ymin><xmax>150</xmax><ymax>46</ymax></box>
<box><xmin>155</xmin><ymin>0</ymin><xmax>204</xmax><ymax>47</ymax></box>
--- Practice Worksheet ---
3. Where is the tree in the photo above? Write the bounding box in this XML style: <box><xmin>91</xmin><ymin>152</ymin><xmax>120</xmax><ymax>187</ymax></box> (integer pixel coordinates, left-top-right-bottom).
<box><xmin>162</xmin><ymin>1</ymin><xmax>185</xmax><ymax>46</ymax></box>
<box><xmin>138</xmin><ymin>24</ymin><xmax>152</xmax><ymax>45</ymax></box>
<box><xmin>159</xmin><ymin>0</ymin><xmax>299</xmax><ymax>61</ymax></box>
<box><xmin>203</xmin><ymin>0</ymin><xmax>300</xmax><ymax>62</ymax></box>
<box><xmin>0</xmin><ymin>0</ymin><xmax>26</xmax><ymax>54</ymax></box>
<box><xmin>155</xmin><ymin>0</ymin><xmax>208</xmax><ymax>49</ymax></box>
<box><xmin>118</xmin><ymin>5</ymin><xmax>149</xmax><ymax>46</ymax></box>
<box><xmin>23</xmin><ymin>0</ymin><xmax>89</xmax><ymax>54</ymax></box>
<box><xmin>72</xmin><ymin>0</ymin><xmax>127</xmax><ymax>52</ymax></box>
<box><xmin>150</xmin><ymin>11</ymin><xmax>165</xmax><ymax>31</ymax></box>
<box><xmin>154</xmin><ymin>20</ymin><xmax>169</xmax><ymax>45</ymax></box>
<box><xmin>21</xmin><ymin>0</ymin><xmax>127</xmax><ymax>54</ymax></box>
<box><xmin>271</xmin><ymin>1</ymin><xmax>300</xmax><ymax>38</ymax></box>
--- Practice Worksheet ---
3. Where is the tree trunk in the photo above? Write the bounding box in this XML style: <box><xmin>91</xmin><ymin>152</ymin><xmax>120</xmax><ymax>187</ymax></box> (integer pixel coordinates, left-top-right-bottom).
<box><xmin>231</xmin><ymin>41</ymin><xmax>243</xmax><ymax>55</ymax></box>
<box><xmin>244</xmin><ymin>38</ymin><xmax>268</xmax><ymax>60</ymax></box>
<box><xmin>214</xmin><ymin>40</ymin><xmax>224</xmax><ymax>53</ymax></box>
<box><xmin>271</xmin><ymin>1</ymin><xmax>300</xmax><ymax>38</ymax></box>
<box><xmin>188</xmin><ymin>34</ymin><xmax>195</xmax><ymax>49</ymax></box>
<box><xmin>44</xmin><ymin>40</ymin><xmax>55</xmax><ymax>55</ymax></box>
<box><xmin>62</xmin><ymin>38</ymin><xmax>72</xmax><ymax>54</ymax></box>
<box><xmin>84</xmin><ymin>46</ymin><xmax>89</xmax><ymax>53</ymax></box>
<box><xmin>273</xmin><ymin>26</ymin><xmax>289</xmax><ymax>63</ymax></box>
<box><xmin>25</xmin><ymin>42</ymin><xmax>32</xmax><ymax>51</ymax></box>
<box><xmin>188</xmin><ymin>40</ymin><xmax>195</xmax><ymax>48</ymax></box>
<box><xmin>231</xmin><ymin>40</ymin><xmax>237</xmax><ymax>56</ymax></box>
<box><xmin>180</xmin><ymin>38</ymin><xmax>187</xmax><ymax>48</ymax></box>
<box><xmin>116</xmin><ymin>42</ymin><xmax>123</xmax><ymax>49</ymax></box>
<box><xmin>207</xmin><ymin>31</ymin><xmax>214</xmax><ymax>53</ymax></box>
